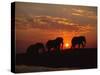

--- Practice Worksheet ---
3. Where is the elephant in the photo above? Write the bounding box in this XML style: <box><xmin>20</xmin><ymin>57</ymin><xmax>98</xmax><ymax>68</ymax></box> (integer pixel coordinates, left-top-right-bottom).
<box><xmin>71</xmin><ymin>36</ymin><xmax>86</xmax><ymax>48</ymax></box>
<box><xmin>46</xmin><ymin>37</ymin><xmax>63</xmax><ymax>53</ymax></box>
<box><xmin>27</xmin><ymin>43</ymin><xmax>45</xmax><ymax>56</ymax></box>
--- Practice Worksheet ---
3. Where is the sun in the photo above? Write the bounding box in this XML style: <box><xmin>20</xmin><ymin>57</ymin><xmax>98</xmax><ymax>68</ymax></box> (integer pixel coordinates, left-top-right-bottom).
<box><xmin>65</xmin><ymin>43</ymin><xmax>69</xmax><ymax>48</ymax></box>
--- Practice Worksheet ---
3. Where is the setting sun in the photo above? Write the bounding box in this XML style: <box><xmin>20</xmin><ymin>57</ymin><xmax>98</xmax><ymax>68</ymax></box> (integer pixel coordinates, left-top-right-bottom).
<box><xmin>65</xmin><ymin>43</ymin><xmax>69</xmax><ymax>48</ymax></box>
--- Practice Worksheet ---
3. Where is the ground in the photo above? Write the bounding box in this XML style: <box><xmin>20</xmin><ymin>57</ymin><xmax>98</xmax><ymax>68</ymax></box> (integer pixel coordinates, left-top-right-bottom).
<box><xmin>15</xmin><ymin>48</ymin><xmax>97</xmax><ymax>73</ymax></box>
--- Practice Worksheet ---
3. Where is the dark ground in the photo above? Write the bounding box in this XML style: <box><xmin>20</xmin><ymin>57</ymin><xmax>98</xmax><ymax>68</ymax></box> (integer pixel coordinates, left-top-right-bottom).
<box><xmin>15</xmin><ymin>48</ymin><xmax>97</xmax><ymax>73</ymax></box>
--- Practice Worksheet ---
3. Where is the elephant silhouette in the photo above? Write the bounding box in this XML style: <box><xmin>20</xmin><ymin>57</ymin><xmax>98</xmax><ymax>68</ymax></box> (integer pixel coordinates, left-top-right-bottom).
<box><xmin>71</xmin><ymin>36</ymin><xmax>86</xmax><ymax>48</ymax></box>
<box><xmin>46</xmin><ymin>37</ymin><xmax>63</xmax><ymax>53</ymax></box>
<box><xmin>27</xmin><ymin>43</ymin><xmax>45</xmax><ymax>56</ymax></box>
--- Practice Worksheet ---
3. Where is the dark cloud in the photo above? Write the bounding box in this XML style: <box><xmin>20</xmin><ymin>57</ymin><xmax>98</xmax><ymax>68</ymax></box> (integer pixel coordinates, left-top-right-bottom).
<box><xmin>15</xmin><ymin>2</ymin><xmax>97</xmax><ymax>33</ymax></box>
<box><xmin>16</xmin><ymin>15</ymin><xmax>94</xmax><ymax>34</ymax></box>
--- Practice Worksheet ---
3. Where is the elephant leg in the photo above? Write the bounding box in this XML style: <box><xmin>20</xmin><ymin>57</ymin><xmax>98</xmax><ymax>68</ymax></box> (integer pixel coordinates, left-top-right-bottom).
<box><xmin>57</xmin><ymin>46</ymin><xmax>60</xmax><ymax>53</ymax></box>
<box><xmin>78</xmin><ymin>44</ymin><xmax>81</xmax><ymax>48</ymax></box>
<box><xmin>71</xmin><ymin>45</ymin><xmax>75</xmax><ymax>49</ymax></box>
<box><xmin>81</xmin><ymin>42</ymin><xmax>84</xmax><ymax>48</ymax></box>
<box><xmin>60</xmin><ymin>43</ymin><xmax>63</xmax><ymax>50</ymax></box>
<box><xmin>47</xmin><ymin>48</ymin><xmax>51</xmax><ymax>54</ymax></box>
<box><xmin>57</xmin><ymin>45</ymin><xmax>60</xmax><ymax>50</ymax></box>
<box><xmin>71</xmin><ymin>44</ymin><xmax>74</xmax><ymax>49</ymax></box>
<box><xmin>34</xmin><ymin>50</ymin><xmax>38</xmax><ymax>56</ymax></box>
<box><xmin>73</xmin><ymin>44</ymin><xmax>76</xmax><ymax>48</ymax></box>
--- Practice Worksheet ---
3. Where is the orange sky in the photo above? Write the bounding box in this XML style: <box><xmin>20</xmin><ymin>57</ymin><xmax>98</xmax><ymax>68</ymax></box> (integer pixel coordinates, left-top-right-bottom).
<box><xmin>15</xmin><ymin>2</ymin><xmax>97</xmax><ymax>53</ymax></box>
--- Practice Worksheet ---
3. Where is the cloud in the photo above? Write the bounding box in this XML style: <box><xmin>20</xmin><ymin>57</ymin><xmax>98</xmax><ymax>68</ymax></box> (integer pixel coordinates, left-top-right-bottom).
<box><xmin>16</xmin><ymin>15</ymin><xmax>94</xmax><ymax>34</ymax></box>
<box><xmin>16</xmin><ymin>2</ymin><xmax>97</xmax><ymax>27</ymax></box>
<box><xmin>72</xmin><ymin>13</ymin><xmax>83</xmax><ymax>16</ymax></box>
<box><xmin>72</xmin><ymin>9</ymin><xmax>84</xmax><ymax>13</ymax></box>
<box><xmin>72</xmin><ymin>8</ymin><xmax>97</xmax><ymax>20</ymax></box>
